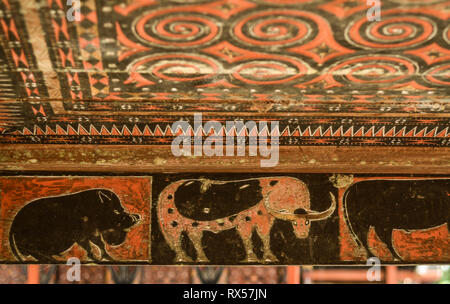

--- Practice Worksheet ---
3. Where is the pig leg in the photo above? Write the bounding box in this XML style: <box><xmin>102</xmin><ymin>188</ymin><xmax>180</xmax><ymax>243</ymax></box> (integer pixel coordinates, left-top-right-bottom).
<box><xmin>29</xmin><ymin>250</ymin><xmax>59</xmax><ymax>263</ymax></box>
<box><xmin>375</xmin><ymin>227</ymin><xmax>402</xmax><ymax>261</ymax></box>
<box><xmin>187</xmin><ymin>231</ymin><xmax>209</xmax><ymax>263</ymax></box>
<box><xmin>77</xmin><ymin>239</ymin><xmax>99</xmax><ymax>261</ymax></box>
<box><xmin>90</xmin><ymin>236</ymin><xmax>113</xmax><ymax>261</ymax></box>
<box><xmin>349</xmin><ymin>221</ymin><xmax>372</xmax><ymax>258</ymax></box>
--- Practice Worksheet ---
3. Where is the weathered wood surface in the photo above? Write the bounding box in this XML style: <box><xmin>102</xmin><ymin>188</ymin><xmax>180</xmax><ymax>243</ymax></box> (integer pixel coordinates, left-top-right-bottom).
<box><xmin>0</xmin><ymin>0</ymin><xmax>449</xmax><ymax>265</ymax></box>
<box><xmin>0</xmin><ymin>175</ymin><xmax>448</xmax><ymax>265</ymax></box>
<box><xmin>0</xmin><ymin>145</ymin><xmax>449</xmax><ymax>173</ymax></box>
<box><xmin>0</xmin><ymin>0</ymin><xmax>448</xmax><ymax>154</ymax></box>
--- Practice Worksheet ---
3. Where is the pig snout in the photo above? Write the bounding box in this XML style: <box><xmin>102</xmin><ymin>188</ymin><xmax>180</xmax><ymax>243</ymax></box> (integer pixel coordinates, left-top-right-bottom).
<box><xmin>131</xmin><ymin>213</ymin><xmax>141</xmax><ymax>224</ymax></box>
<box><xmin>120</xmin><ymin>212</ymin><xmax>141</xmax><ymax>230</ymax></box>
<box><xmin>102</xmin><ymin>212</ymin><xmax>141</xmax><ymax>246</ymax></box>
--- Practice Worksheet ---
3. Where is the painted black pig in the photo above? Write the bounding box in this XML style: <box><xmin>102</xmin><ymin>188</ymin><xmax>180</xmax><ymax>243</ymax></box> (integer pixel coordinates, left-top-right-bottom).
<box><xmin>9</xmin><ymin>189</ymin><xmax>141</xmax><ymax>262</ymax></box>
<box><xmin>343</xmin><ymin>179</ymin><xmax>449</xmax><ymax>261</ymax></box>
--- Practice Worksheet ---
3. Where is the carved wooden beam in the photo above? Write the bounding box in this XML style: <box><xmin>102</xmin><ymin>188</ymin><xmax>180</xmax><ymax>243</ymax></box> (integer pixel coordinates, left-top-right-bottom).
<box><xmin>0</xmin><ymin>0</ymin><xmax>448</xmax><ymax>265</ymax></box>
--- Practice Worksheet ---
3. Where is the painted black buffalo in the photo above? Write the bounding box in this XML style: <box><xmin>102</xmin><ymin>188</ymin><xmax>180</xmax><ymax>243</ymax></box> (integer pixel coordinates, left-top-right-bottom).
<box><xmin>9</xmin><ymin>189</ymin><xmax>141</xmax><ymax>262</ymax></box>
<box><xmin>343</xmin><ymin>179</ymin><xmax>449</xmax><ymax>260</ymax></box>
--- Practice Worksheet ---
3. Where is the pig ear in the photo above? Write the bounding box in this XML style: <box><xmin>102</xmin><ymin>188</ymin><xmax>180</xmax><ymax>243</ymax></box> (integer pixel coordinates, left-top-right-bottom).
<box><xmin>98</xmin><ymin>190</ymin><xmax>111</xmax><ymax>203</ymax></box>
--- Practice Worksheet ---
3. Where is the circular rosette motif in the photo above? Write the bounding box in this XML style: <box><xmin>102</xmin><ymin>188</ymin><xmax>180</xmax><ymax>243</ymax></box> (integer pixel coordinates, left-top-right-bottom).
<box><xmin>134</xmin><ymin>10</ymin><xmax>220</xmax><ymax>48</ymax></box>
<box><xmin>233</xmin><ymin>56</ymin><xmax>310</xmax><ymax>85</ymax></box>
<box><xmin>128</xmin><ymin>53</ymin><xmax>220</xmax><ymax>82</ymax></box>
<box><xmin>424</xmin><ymin>64</ymin><xmax>450</xmax><ymax>86</ymax></box>
<box><xmin>233</xmin><ymin>10</ymin><xmax>319</xmax><ymax>47</ymax></box>
<box><xmin>329</xmin><ymin>56</ymin><xmax>417</xmax><ymax>88</ymax></box>
<box><xmin>346</xmin><ymin>12</ymin><xmax>437</xmax><ymax>49</ymax></box>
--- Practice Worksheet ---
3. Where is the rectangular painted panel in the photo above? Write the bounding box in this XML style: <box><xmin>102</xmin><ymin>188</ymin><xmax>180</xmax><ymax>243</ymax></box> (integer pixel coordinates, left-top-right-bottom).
<box><xmin>0</xmin><ymin>174</ymin><xmax>447</xmax><ymax>265</ymax></box>
<box><xmin>0</xmin><ymin>177</ymin><xmax>151</xmax><ymax>264</ymax></box>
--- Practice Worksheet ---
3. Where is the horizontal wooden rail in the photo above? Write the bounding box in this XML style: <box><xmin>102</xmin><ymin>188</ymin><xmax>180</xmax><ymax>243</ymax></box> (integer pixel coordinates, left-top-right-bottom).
<box><xmin>1</xmin><ymin>145</ymin><xmax>449</xmax><ymax>174</ymax></box>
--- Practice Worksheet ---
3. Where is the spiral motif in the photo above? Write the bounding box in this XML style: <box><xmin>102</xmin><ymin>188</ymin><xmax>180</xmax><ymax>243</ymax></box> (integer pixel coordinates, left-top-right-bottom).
<box><xmin>128</xmin><ymin>54</ymin><xmax>219</xmax><ymax>82</ymax></box>
<box><xmin>233</xmin><ymin>10</ymin><xmax>319</xmax><ymax>47</ymax></box>
<box><xmin>444</xmin><ymin>25</ymin><xmax>450</xmax><ymax>45</ymax></box>
<box><xmin>424</xmin><ymin>64</ymin><xmax>450</xmax><ymax>86</ymax></box>
<box><xmin>134</xmin><ymin>10</ymin><xmax>220</xmax><ymax>48</ymax></box>
<box><xmin>329</xmin><ymin>56</ymin><xmax>417</xmax><ymax>86</ymax></box>
<box><xmin>346</xmin><ymin>13</ymin><xmax>437</xmax><ymax>49</ymax></box>
<box><xmin>233</xmin><ymin>57</ymin><xmax>309</xmax><ymax>84</ymax></box>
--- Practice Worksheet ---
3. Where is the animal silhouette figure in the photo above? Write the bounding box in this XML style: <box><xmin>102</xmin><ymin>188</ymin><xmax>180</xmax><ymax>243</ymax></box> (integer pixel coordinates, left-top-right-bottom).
<box><xmin>9</xmin><ymin>189</ymin><xmax>141</xmax><ymax>262</ymax></box>
<box><xmin>158</xmin><ymin>177</ymin><xmax>336</xmax><ymax>263</ymax></box>
<box><xmin>343</xmin><ymin>179</ymin><xmax>450</xmax><ymax>261</ymax></box>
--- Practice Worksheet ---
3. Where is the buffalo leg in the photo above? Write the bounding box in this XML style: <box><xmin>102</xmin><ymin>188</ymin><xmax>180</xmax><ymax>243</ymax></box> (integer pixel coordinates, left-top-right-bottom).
<box><xmin>238</xmin><ymin>227</ymin><xmax>258</xmax><ymax>263</ymax></box>
<box><xmin>187</xmin><ymin>231</ymin><xmax>209</xmax><ymax>263</ymax></box>
<box><xmin>170</xmin><ymin>232</ymin><xmax>193</xmax><ymax>263</ymax></box>
<box><xmin>256</xmin><ymin>221</ymin><xmax>277</xmax><ymax>263</ymax></box>
<box><xmin>375</xmin><ymin>227</ymin><xmax>402</xmax><ymax>261</ymax></box>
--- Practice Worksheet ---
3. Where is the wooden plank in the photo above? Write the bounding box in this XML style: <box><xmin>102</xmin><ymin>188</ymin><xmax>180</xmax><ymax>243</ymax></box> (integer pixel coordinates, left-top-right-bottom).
<box><xmin>0</xmin><ymin>145</ymin><xmax>449</xmax><ymax>174</ymax></box>
<box><xmin>0</xmin><ymin>174</ymin><xmax>447</xmax><ymax>265</ymax></box>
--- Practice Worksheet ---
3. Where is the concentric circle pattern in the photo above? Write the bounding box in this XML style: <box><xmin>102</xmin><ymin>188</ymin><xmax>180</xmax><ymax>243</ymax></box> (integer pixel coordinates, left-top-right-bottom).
<box><xmin>329</xmin><ymin>56</ymin><xmax>417</xmax><ymax>87</ymax></box>
<box><xmin>233</xmin><ymin>57</ymin><xmax>309</xmax><ymax>84</ymax></box>
<box><xmin>128</xmin><ymin>54</ymin><xmax>220</xmax><ymax>82</ymax></box>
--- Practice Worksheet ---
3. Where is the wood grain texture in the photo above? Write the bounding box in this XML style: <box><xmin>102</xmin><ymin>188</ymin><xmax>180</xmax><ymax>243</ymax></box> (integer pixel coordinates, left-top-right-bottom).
<box><xmin>0</xmin><ymin>145</ymin><xmax>449</xmax><ymax>173</ymax></box>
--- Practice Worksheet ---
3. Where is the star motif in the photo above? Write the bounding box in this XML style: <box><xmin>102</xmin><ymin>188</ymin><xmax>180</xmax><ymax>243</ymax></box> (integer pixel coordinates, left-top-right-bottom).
<box><xmin>203</xmin><ymin>41</ymin><xmax>257</xmax><ymax>63</ymax></box>
<box><xmin>319</xmin><ymin>0</ymin><xmax>368</xmax><ymax>19</ymax></box>
<box><xmin>203</xmin><ymin>0</ymin><xmax>256</xmax><ymax>19</ymax></box>
<box><xmin>288</xmin><ymin>38</ymin><xmax>353</xmax><ymax>64</ymax></box>
<box><xmin>405</xmin><ymin>43</ymin><xmax>450</xmax><ymax>65</ymax></box>
<box><xmin>342</xmin><ymin>0</ymin><xmax>361</xmax><ymax>9</ymax></box>
<box><xmin>310</xmin><ymin>42</ymin><xmax>334</xmax><ymax>60</ymax></box>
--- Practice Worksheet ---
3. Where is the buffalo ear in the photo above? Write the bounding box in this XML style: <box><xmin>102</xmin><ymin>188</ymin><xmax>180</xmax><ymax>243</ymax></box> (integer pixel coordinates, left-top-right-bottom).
<box><xmin>98</xmin><ymin>190</ymin><xmax>111</xmax><ymax>204</ymax></box>
<box><xmin>294</xmin><ymin>208</ymin><xmax>307</xmax><ymax>215</ymax></box>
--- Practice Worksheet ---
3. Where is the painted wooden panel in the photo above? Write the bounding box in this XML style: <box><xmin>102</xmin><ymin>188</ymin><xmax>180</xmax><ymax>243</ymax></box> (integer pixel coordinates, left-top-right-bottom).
<box><xmin>0</xmin><ymin>174</ymin><xmax>447</xmax><ymax>265</ymax></box>
<box><xmin>0</xmin><ymin>177</ymin><xmax>151</xmax><ymax>263</ymax></box>
<box><xmin>0</xmin><ymin>0</ymin><xmax>448</xmax><ymax>267</ymax></box>
<box><xmin>0</xmin><ymin>0</ymin><xmax>448</xmax><ymax>149</ymax></box>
